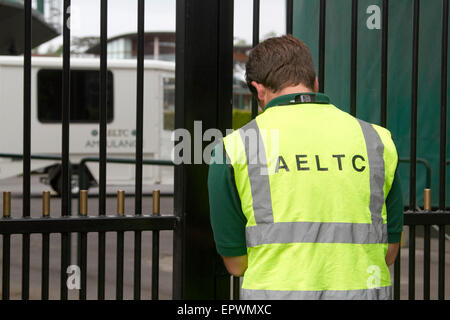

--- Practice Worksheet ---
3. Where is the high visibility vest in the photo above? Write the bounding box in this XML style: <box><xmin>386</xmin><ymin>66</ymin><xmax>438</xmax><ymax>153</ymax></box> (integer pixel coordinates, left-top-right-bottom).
<box><xmin>222</xmin><ymin>95</ymin><xmax>398</xmax><ymax>300</ymax></box>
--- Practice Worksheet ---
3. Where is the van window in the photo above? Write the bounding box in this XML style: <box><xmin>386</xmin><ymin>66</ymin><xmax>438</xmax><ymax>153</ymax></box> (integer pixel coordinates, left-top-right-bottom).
<box><xmin>37</xmin><ymin>69</ymin><xmax>114</xmax><ymax>123</ymax></box>
<box><xmin>163</xmin><ymin>77</ymin><xmax>175</xmax><ymax>131</ymax></box>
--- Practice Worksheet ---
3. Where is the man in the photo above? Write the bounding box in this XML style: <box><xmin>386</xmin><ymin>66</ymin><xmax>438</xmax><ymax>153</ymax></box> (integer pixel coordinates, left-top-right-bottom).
<box><xmin>208</xmin><ymin>35</ymin><xmax>403</xmax><ymax>300</ymax></box>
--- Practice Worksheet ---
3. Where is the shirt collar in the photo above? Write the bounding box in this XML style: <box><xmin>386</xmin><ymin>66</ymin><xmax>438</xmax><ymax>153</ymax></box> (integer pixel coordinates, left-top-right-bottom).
<box><xmin>264</xmin><ymin>92</ymin><xmax>331</xmax><ymax>110</ymax></box>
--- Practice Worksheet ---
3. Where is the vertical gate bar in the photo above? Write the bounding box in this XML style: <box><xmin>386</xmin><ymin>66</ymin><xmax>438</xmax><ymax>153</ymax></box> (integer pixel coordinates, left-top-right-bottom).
<box><xmin>97</xmin><ymin>0</ymin><xmax>108</xmax><ymax>300</ymax></box>
<box><xmin>393</xmin><ymin>248</ymin><xmax>401</xmax><ymax>300</ymax></box>
<box><xmin>152</xmin><ymin>231</ymin><xmax>160</xmax><ymax>300</ymax></box>
<box><xmin>438</xmin><ymin>225</ymin><xmax>446</xmax><ymax>299</ymax></box>
<box><xmin>41</xmin><ymin>191</ymin><xmax>50</xmax><ymax>300</ymax></box>
<box><xmin>61</xmin><ymin>232</ymin><xmax>69</xmax><ymax>299</ymax></box>
<box><xmin>2</xmin><ymin>192</ymin><xmax>10</xmax><ymax>300</ymax></box>
<box><xmin>173</xmin><ymin>0</ymin><xmax>185</xmax><ymax>299</ymax></box>
<box><xmin>116</xmin><ymin>190</ymin><xmax>125</xmax><ymax>300</ymax></box>
<box><xmin>439</xmin><ymin>0</ymin><xmax>448</xmax><ymax>210</ymax></box>
<box><xmin>174</xmin><ymin>0</ymin><xmax>234</xmax><ymax>299</ymax></box>
<box><xmin>116</xmin><ymin>230</ymin><xmax>124</xmax><ymax>300</ymax></box>
<box><xmin>350</xmin><ymin>0</ymin><xmax>358</xmax><ymax>117</ymax></box>
<box><xmin>22</xmin><ymin>0</ymin><xmax>32</xmax><ymax>301</ymax></box>
<box><xmin>232</xmin><ymin>276</ymin><xmax>240</xmax><ymax>300</ymax></box>
<box><xmin>410</xmin><ymin>0</ymin><xmax>420</xmax><ymax>210</ymax></box>
<box><xmin>2</xmin><ymin>234</ymin><xmax>10</xmax><ymax>300</ymax></box>
<box><xmin>252</xmin><ymin>0</ymin><xmax>260</xmax><ymax>61</ymax></box>
<box><xmin>135</xmin><ymin>0</ymin><xmax>144</xmax><ymax>216</ymax></box>
<box><xmin>251</xmin><ymin>0</ymin><xmax>260</xmax><ymax>119</ymax></box>
<box><xmin>41</xmin><ymin>233</ymin><xmax>49</xmax><ymax>300</ymax></box>
<box><xmin>286</xmin><ymin>0</ymin><xmax>293</xmax><ymax>35</ymax></box>
<box><xmin>98</xmin><ymin>0</ymin><xmax>108</xmax><ymax>216</ymax></box>
<box><xmin>423</xmin><ymin>225</ymin><xmax>431</xmax><ymax>300</ymax></box>
<box><xmin>22</xmin><ymin>2</ymin><xmax>31</xmax><ymax>218</ymax></box>
<box><xmin>60</xmin><ymin>0</ymin><xmax>71</xmax><ymax>301</ymax></box>
<box><xmin>438</xmin><ymin>0</ymin><xmax>449</xmax><ymax>299</ymax></box>
<box><xmin>133</xmin><ymin>0</ymin><xmax>145</xmax><ymax>301</ymax></box>
<box><xmin>318</xmin><ymin>0</ymin><xmax>326</xmax><ymax>93</ymax></box>
<box><xmin>380</xmin><ymin>0</ymin><xmax>389</xmax><ymax>128</ymax></box>
<box><xmin>61</xmin><ymin>1</ymin><xmax>71</xmax><ymax>216</ymax></box>
<box><xmin>22</xmin><ymin>230</ymin><xmax>30</xmax><ymax>300</ymax></box>
<box><xmin>79</xmin><ymin>232</ymin><xmax>87</xmax><ymax>300</ymax></box>
<box><xmin>134</xmin><ymin>231</ymin><xmax>142</xmax><ymax>300</ymax></box>
<box><xmin>79</xmin><ymin>190</ymin><xmax>88</xmax><ymax>300</ymax></box>
<box><xmin>152</xmin><ymin>190</ymin><xmax>160</xmax><ymax>300</ymax></box>
<box><xmin>98</xmin><ymin>230</ymin><xmax>106</xmax><ymax>300</ymax></box>
<box><xmin>408</xmin><ymin>225</ymin><xmax>416</xmax><ymax>300</ymax></box>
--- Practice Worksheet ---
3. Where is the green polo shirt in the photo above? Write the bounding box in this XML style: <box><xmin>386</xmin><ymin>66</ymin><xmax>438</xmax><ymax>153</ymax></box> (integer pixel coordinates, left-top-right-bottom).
<box><xmin>208</xmin><ymin>93</ymin><xmax>404</xmax><ymax>257</ymax></box>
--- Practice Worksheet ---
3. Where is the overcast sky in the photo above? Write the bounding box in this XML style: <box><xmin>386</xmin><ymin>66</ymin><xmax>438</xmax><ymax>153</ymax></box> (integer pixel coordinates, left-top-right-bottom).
<box><xmin>39</xmin><ymin>0</ymin><xmax>286</xmax><ymax>52</ymax></box>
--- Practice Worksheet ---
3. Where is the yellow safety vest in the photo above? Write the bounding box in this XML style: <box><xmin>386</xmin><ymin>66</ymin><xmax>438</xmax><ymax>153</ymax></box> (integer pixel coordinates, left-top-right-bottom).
<box><xmin>222</xmin><ymin>94</ymin><xmax>398</xmax><ymax>300</ymax></box>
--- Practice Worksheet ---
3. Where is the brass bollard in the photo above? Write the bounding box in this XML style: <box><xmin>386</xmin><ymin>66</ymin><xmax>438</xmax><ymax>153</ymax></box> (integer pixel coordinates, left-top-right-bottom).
<box><xmin>79</xmin><ymin>190</ymin><xmax>88</xmax><ymax>216</ymax></box>
<box><xmin>42</xmin><ymin>191</ymin><xmax>51</xmax><ymax>217</ymax></box>
<box><xmin>117</xmin><ymin>190</ymin><xmax>125</xmax><ymax>216</ymax></box>
<box><xmin>153</xmin><ymin>189</ymin><xmax>160</xmax><ymax>216</ymax></box>
<box><xmin>3</xmin><ymin>191</ymin><xmax>11</xmax><ymax>218</ymax></box>
<box><xmin>424</xmin><ymin>188</ymin><xmax>431</xmax><ymax>212</ymax></box>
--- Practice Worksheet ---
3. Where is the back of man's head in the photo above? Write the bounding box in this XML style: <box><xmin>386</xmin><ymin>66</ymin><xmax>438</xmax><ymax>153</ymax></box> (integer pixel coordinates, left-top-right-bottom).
<box><xmin>245</xmin><ymin>35</ymin><xmax>316</xmax><ymax>96</ymax></box>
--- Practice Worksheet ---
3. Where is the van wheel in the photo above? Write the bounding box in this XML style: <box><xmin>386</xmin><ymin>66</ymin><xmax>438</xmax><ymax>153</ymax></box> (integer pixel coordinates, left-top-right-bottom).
<box><xmin>48</xmin><ymin>164</ymin><xmax>82</xmax><ymax>196</ymax></box>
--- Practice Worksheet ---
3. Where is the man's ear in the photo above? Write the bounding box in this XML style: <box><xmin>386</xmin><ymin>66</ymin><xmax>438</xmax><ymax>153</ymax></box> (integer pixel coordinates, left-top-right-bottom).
<box><xmin>314</xmin><ymin>77</ymin><xmax>319</xmax><ymax>93</ymax></box>
<box><xmin>251</xmin><ymin>81</ymin><xmax>266</xmax><ymax>102</ymax></box>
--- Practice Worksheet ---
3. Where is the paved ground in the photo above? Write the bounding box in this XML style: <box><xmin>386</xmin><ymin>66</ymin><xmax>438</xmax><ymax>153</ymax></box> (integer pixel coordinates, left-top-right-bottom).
<box><xmin>1</xmin><ymin>175</ymin><xmax>450</xmax><ymax>300</ymax></box>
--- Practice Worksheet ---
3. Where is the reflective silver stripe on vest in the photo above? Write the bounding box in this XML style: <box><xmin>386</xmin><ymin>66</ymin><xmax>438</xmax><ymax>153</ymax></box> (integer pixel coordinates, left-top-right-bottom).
<box><xmin>246</xmin><ymin>221</ymin><xmax>388</xmax><ymax>247</ymax></box>
<box><xmin>240</xmin><ymin>118</ymin><xmax>387</xmax><ymax>246</ymax></box>
<box><xmin>239</xmin><ymin>120</ymin><xmax>274</xmax><ymax>224</ymax></box>
<box><xmin>241</xmin><ymin>286</ymin><xmax>392</xmax><ymax>300</ymax></box>
<box><xmin>357</xmin><ymin>119</ymin><xmax>386</xmax><ymax>242</ymax></box>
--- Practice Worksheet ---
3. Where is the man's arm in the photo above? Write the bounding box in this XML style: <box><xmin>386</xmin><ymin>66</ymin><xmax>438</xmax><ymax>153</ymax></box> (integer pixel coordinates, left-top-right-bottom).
<box><xmin>385</xmin><ymin>166</ymin><xmax>403</xmax><ymax>266</ymax></box>
<box><xmin>222</xmin><ymin>255</ymin><xmax>248</xmax><ymax>277</ymax></box>
<box><xmin>386</xmin><ymin>243</ymin><xmax>400</xmax><ymax>266</ymax></box>
<box><xmin>208</xmin><ymin>144</ymin><xmax>248</xmax><ymax>275</ymax></box>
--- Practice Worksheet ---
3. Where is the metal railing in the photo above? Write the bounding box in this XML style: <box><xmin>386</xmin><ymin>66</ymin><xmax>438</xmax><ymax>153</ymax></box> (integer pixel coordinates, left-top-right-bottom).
<box><xmin>1</xmin><ymin>188</ymin><xmax>178</xmax><ymax>300</ymax></box>
<box><xmin>0</xmin><ymin>153</ymin><xmax>175</xmax><ymax>300</ymax></box>
<box><xmin>395</xmin><ymin>211</ymin><xmax>449</xmax><ymax>300</ymax></box>
<box><xmin>398</xmin><ymin>158</ymin><xmax>432</xmax><ymax>189</ymax></box>
<box><xmin>0</xmin><ymin>0</ymin><xmax>181</xmax><ymax>301</ymax></box>
<box><xmin>78</xmin><ymin>156</ymin><xmax>174</xmax><ymax>195</ymax></box>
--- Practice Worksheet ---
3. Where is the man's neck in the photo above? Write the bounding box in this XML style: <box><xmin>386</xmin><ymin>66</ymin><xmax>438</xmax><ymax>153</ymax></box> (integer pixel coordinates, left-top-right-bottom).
<box><xmin>263</xmin><ymin>84</ymin><xmax>314</xmax><ymax>110</ymax></box>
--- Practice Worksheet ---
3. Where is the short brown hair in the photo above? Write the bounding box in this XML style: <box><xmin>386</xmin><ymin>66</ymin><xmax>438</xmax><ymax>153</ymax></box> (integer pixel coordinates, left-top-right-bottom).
<box><xmin>245</xmin><ymin>35</ymin><xmax>316</xmax><ymax>95</ymax></box>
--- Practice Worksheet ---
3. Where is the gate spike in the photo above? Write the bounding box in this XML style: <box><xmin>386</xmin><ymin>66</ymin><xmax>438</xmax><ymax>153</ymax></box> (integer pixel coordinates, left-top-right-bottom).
<box><xmin>79</xmin><ymin>190</ymin><xmax>88</xmax><ymax>216</ymax></box>
<box><xmin>42</xmin><ymin>191</ymin><xmax>50</xmax><ymax>217</ymax></box>
<box><xmin>3</xmin><ymin>191</ymin><xmax>11</xmax><ymax>218</ymax></box>
<box><xmin>117</xmin><ymin>190</ymin><xmax>125</xmax><ymax>216</ymax></box>
<box><xmin>152</xmin><ymin>189</ymin><xmax>160</xmax><ymax>216</ymax></box>
<box><xmin>424</xmin><ymin>188</ymin><xmax>431</xmax><ymax>212</ymax></box>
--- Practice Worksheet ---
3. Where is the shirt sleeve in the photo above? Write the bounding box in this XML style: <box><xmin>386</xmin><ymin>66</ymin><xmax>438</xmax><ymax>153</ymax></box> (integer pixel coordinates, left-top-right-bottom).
<box><xmin>386</xmin><ymin>167</ymin><xmax>404</xmax><ymax>243</ymax></box>
<box><xmin>208</xmin><ymin>144</ymin><xmax>248</xmax><ymax>257</ymax></box>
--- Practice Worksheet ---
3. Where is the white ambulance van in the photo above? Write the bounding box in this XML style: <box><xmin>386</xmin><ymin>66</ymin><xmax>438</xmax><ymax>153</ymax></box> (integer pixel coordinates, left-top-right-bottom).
<box><xmin>0</xmin><ymin>56</ymin><xmax>175</xmax><ymax>194</ymax></box>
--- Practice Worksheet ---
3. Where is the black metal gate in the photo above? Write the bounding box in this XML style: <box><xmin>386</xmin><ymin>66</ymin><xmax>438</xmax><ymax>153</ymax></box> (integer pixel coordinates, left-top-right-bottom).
<box><xmin>0</xmin><ymin>0</ymin><xmax>449</xmax><ymax>301</ymax></box>
<box><xmin>175</xmin><ymin>0</ymin><xmax>450</xmax><ymax>301</ymax></box>
<box><xmin>0</xmin><ymin>0</ymin><xmax>180</xmax><ymax>300</ymax></box>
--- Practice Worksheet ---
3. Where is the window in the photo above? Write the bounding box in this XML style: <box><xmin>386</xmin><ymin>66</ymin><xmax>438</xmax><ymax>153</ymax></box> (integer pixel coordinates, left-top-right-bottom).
<box><xmin>37</xmin><ymin>69</ymin><xmax>114</xmax><ymax>123</ymax></box>
<box><xmin>163</xmin><ymin>77</ymin><xmax>175</xmax><ymax>131</ymax></box>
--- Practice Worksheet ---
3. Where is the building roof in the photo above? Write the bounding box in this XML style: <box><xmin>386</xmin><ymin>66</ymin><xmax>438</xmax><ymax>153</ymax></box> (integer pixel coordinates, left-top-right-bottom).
<box><xmin>0</xmin><ymin>0</ymin><xmax>59</xmax><ymax>55</ymax></box>
<box><xmin>86</xmin><ymin>31</ymin><xmax>176</xmax><ymax>55</ymax></box>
